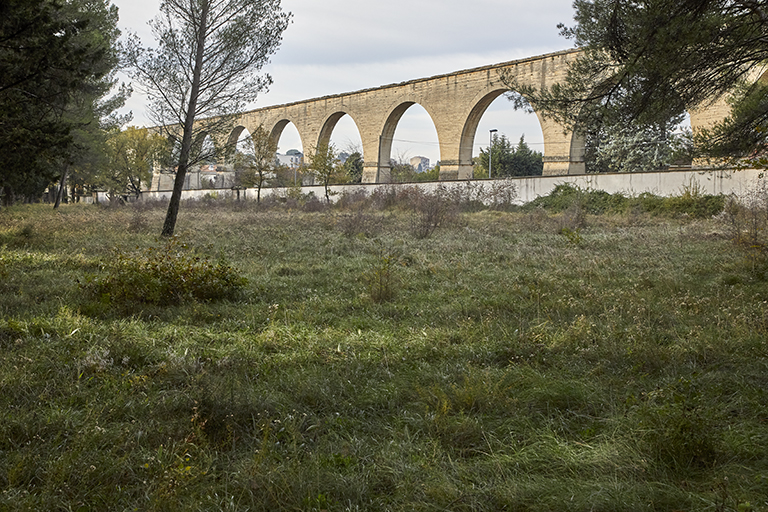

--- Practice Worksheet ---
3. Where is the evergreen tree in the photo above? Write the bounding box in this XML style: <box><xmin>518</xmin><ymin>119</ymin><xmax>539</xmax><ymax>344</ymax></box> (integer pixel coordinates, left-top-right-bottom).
<box><xmin>0</xmin><ymin>0</ymin><xmax>124</xmax><ymax>205</ymax></box>
<box><xmin>509</xmin><ymin>135</ymin><xmax>544</xmax><ymax>176</ymax></box>
<box><xmin>504</xmin><ymin>0</ymin><xmax>768</xmax><ymax>162</ymax></box>
<box><xmin>125</xmin><ymin>0</ymin><xmax>290</xmax><ymax>236</ymax></box>
<box><xmin>475</xmin><ymin>134</ymin><xmax>543</xmax><ymax>177</ymax></box>
<box><xmin>342</xmin><ymin>152</ymin><xmax>364</xmax><ymax>184</ymax></box>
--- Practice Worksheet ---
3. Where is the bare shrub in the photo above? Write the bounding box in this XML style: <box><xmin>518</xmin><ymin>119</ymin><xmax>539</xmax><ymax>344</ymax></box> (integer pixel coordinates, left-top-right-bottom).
<box><xmin>720</xmin><ymin>182</ymin><xmax>768</xmax><ymax>270</ymax></box>
<box><xmin>722</xmin><ymin>183</ymin><xmax>768</xmax><ymax>250</ymax></box>
<box><xmin>558</xmin><ymin>202</ymin><xmax>587</xmax><ymax>232</ymax></box>
<box><xmin>127</xmin><ymin>209</ymin><xmax>149</xmax><ymax>233</ymax></box>
<box><xmin>370</xmin><ymin>185</ymin><xmax>403</xmax><ymax>210</ymax></box>
<box><xmin>335</xmin><ymin>189</ymin><xmax>369</xmax><ymax>210</ymax></box>
<box><xmin>337</xmin><ymin>210</ymin><xmax>383</xmax><ymax>238</ymax></box>
<box><xmin>408</xmin><ymin>186</ymin><xmax>458</xmax><ymax>239</ymax></box>
<box><xmin>301</xmin><ymin>195</ymin><xmax>327</xmax><ymax>213</ymax></box>
<box><xmin>482</xmin><ymin>178</ymin><xmax>518</xmax><ymax>211</ymax></box>
<box><xmin>515</xmin><ymin>207</ymin><xmax>558</xmax><ymax>234</ymax></box>
<box><xmin>446</xmin><ymin>179</ymin><xmax>518</xmax><ymax>212</ymax></box>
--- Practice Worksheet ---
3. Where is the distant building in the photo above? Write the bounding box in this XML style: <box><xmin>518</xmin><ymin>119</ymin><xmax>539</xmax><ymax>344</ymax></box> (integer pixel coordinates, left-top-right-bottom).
<box><xmin>276</xmin><ymin>149</ymin><xmax>303</xmax><ymax>168</ymax></box>
<box><xmin>410</xmin><ymin>156</ymin><xmax>431</xmax><ymax>173</ymax></box>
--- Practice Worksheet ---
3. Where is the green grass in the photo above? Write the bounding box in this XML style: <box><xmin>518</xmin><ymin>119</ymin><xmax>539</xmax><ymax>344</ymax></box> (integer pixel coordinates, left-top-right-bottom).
<box><xmin>0</xmin><ymin>196</ymin><xmax>767</xmax><ymax>511</ymax></box>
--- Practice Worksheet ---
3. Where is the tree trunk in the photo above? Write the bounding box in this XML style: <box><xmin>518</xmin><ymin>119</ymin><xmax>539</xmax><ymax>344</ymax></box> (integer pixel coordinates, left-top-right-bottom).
<box><xmin>53</xmin><ymin>166</ymin><xmax>69</xmax><ymax>209</ymax></box>
<box><xmin>161</xmin><ymin>0</ymin><xmax>210</xmax><ymax>237</ymax></box>
<box><xmin>0</xmin><ymin>185</ymin><xmax>11</xmax><ymax>207</ymax></box>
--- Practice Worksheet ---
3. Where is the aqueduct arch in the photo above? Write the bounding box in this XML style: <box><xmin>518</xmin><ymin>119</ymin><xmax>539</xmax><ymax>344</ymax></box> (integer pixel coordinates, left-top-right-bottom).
<box><xmin>208</xmin><ymin>49</ymin><xmax>583</xmax><ymax>182</ymax></box>
<box><xmin>200</xmin><ymin>49</ymin><xmax>729</xmax><ymax>183</ymax></box>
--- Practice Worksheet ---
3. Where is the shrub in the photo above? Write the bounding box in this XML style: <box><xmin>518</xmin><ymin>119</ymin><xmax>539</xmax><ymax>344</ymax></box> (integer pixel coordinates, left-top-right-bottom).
<box><xmin>524</xmin><ymin>183</ymin><xmax>629</xmax><ymax>214</ymax></box>
<box><xmin>336</xmin><ymin>210</ymin><xmax>382</xmax><ymax>238</ymax></box>
<box><xmin>482</xmin><ymin>178</ymin><xmax>518</xmax><ymax>211</ymax></box>
<box><xmin>525</xmin><ymin>182</ymin><xmax>725</xmax><ymax>218</ymax></box>
<box><xmin>721</xmin><ymin>182</ymin><xmax>768</xmax><ymax>253</ymax></box>
<box><xmin>334</xmin><ymin>189</ymin><xmax>369</xmax><ymax>210</ymax></box>
<box><xmin>408</xmin><ymin>186</ymin><xmax>458</xmax><ymax>239</ymax></box>
<box><xmin>362</xmin><ymin>241</ymin><xmax>402</xmax><ymax>303</ymax></box>
<box><xmin>83</xmin><ymin>237</ymin><xmax>248</xmax><ymax>308</ymax></box>
<box><xmin>661</xmin><ymin>181</ymin><xmax>725</xmax><ymax>218</ymax></box>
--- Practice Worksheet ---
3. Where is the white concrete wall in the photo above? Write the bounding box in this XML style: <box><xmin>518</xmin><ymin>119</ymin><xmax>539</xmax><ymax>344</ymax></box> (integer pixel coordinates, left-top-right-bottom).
<box><xmin>134</xmin><ymin>168</ymin><xmax>764</xmax><ymax>206</ymax></box>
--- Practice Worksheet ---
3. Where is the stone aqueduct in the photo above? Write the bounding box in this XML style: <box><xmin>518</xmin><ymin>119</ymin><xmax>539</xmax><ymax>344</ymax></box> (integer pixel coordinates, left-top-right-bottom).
<box><xmin>187</xmin><ymin>49</ymin><xmax>731</xmax><ymax>184</ymax></box>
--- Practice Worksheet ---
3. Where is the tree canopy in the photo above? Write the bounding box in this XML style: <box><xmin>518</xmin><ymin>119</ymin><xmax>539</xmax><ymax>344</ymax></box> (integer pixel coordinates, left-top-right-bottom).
<box><xmin>504</xmin><ymin>0</ymin><xmax>768</xmax><ymax>162</ymax></box>
<box><xmin>233</xmin><ymin>125</ymin><xmax>278</xmax><ymax>203</ymax></box>
<box><xmin>342</xmin><ymin>152</ymin><xmax>364</xmax><ymax>184</ymax></box>
<box><xmin>308</xmin><ymin>142</ymin><xmax>343</xmax><ymax>203</ymax></box>
<box><xmin>0</xmin><ymin>0</ymin><xmax>125</xmax><ymax>204</ymax></box>
<box><xmin>126</xmin><ymin>0</ymin><xmax>291</xmax><ymax>235</ymax></box>
<box><xmin>101</xmin><ymin>126</ymin><xmax>168</xmax><ymax>200</ymax></box>
<box><xmin>474</xmin><ymin>134</ymin><xmax>543</xmax><ymax>177</ymax></box>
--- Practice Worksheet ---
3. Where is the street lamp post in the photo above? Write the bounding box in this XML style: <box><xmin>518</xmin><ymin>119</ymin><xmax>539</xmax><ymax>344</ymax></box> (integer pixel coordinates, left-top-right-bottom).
<box><xmin>489</xmin><ymin>129</ymin><xmax>498</xmax><ymax>179</ymax></box>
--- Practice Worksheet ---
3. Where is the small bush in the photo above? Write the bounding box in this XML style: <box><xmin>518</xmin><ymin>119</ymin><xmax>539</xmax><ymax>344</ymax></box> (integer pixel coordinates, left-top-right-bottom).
<box><xmin>334</xmin><ymin>189</ymin><xmax>370</xmax><ymax>210</ymax></box>
<box><xmin>362</xmin><ymin>241</ymin><xmax>402</xmax><ymax>303</ymax></box>
<box><xmin>559</xmin><ymin>226</ymin><xmax>583</xmax><ymax>246</ymax></box>
<box><xmin>336</xmin><ymin>210</ymin><xmax>382</xmax><ymax>238</ymax></box>
<box><xmin>482</xmin><ymin>178</ymin><xmax>518</xmax><ymax>211</ymax></box>
<box><xmin>722</xmin><ymin>183</ymin><xmax>768</xmax><ymax>253</ymax></box>
<box><xmin>661</xmin><ymin>181</ymin><xmax>725</xmax><ymax>218</ymax></box>
<box><xmin>558</xmin><ymin>202</ymin><xmax>587</xmax><ymax>231</ymax></box>
<box><xmin>301</xmin><ymin>195</ymin><xmax>328</xmax><ymax>213</ymax></box>
<box><xmin>83</xmin><ymin>237</ymin><xmax>248</xmax><ymax>308</ymax></box>
<box><xmin>409</xmin><ymin>186</ymin><xmax>458</xmax><ymax>239</ymax></box>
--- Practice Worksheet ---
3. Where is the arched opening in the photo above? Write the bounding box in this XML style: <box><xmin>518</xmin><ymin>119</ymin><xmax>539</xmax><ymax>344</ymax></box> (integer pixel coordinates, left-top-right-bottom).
<box><xmin>462</xmin><ymin>90</ymin><xmax>545</xmax><ymax>179</ymax></box>
<box><xmin>200</xmin><ymin>134</ymin><xmax>217</xmax><ymax>165</ymax></box>
<box><xmin>224</xmin><ymin>126</ymin><xmax>256</xmax><ymax>158</ymax></box>
<box><xmin>578</xmin><ymin>107</ymin><xmax>693</xmax><ymax>174</ymax></box>
<box><xmin>271</xmin><ymin>120</ymin><xmax>305</xmax><ymax>187</ymax></box>
<box><xmin>319</xmin><ymin>112</ymin><xmax>364</xmax><ymax>183</ymax></box>
<box><xmin>568</xmin><ymin>77</ymin><xmax>694</xmax><ymax>174</ymax></box>
<box><xmin>472</xmin><ymin>92</ymin><xmax>545</xmax><ymax>178</ymax></box>
<box><xmin>326</xmin><ymin>114</ymin><xmax>364</xmax><ymax>155</ymax></box>
<box><xmin>381</xmin><ymin>103</ymin><xmax>440</xmax><ymax>182</ymax></box>
<box><xmin>151</xmin><ymin>136</ymin><xmax>181</xmax><ymax>191</ymax></box>
<box><xmin>199</xmin><ymin>134</ymin><xmax>220</xmax><ymax>188</ymax></box>
<box><xmin>235</xmin><ymin>127</ymin><xmax>255</xmax><ymax>156</ymax></box>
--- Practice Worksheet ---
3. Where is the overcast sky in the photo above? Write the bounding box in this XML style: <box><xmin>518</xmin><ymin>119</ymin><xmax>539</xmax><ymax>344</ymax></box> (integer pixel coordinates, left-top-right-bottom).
<box><xmin>111</xmin><ymin>0</ymin><xmax>577</xmax><ymax>163</ymax></box>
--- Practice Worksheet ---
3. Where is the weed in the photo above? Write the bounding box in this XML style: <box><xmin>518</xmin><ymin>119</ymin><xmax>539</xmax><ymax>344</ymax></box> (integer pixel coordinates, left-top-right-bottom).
<box><xmin>560</xmin><ymin>226</ymin><xmax>583</xmax><ymax>246</ymax></box>
<box><xmin>635</xmin><ymin>377</ymin><xmax>719</xmax><ymax>471</ymax></box>
<box><xmin>127</xmin><ymin>208</ymin><xmax>149</xmax><ymax>233</ymax></box>
<box><xmin>361</xmin><ymin>240</ymin><xmax>402</xmax><ymax>303</ymax></box>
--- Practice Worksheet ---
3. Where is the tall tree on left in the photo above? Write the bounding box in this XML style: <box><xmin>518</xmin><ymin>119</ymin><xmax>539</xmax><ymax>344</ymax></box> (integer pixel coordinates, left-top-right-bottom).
<box><xmin>0</xmin><ymin>0</ymin><xmax>126</xmax><ymax>206</ymax></box>
<box><xmin>125</xmin><ymin>0</ymin><xmax>291</xmax><ymax>237</ymax></box>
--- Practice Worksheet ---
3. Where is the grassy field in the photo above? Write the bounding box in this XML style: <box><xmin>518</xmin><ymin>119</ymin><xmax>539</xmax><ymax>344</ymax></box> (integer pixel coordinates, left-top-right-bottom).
<box><xmin>1</xmin><ymin>189</ymin><xmax>767</xmax><ymax>511</ymax></box>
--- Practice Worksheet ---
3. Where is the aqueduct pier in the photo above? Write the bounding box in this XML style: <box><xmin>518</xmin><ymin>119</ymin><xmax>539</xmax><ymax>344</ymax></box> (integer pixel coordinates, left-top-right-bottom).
<box><xmin>198</xmin><ymin>49</ymin><xmax>730</xmax><ymax>183</ymax></box>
